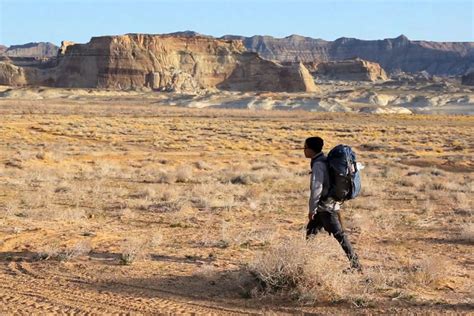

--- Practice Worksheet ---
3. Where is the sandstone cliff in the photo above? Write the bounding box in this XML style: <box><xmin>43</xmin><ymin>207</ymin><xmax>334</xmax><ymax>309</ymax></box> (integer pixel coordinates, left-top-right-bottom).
<box><xmin>1</xmin><ymin>34</ymin><xmax>316</xmax><ymax>93</ymax></box>
<box><xmin>223</xmin><ymin>34</ymin><xmax>331</xmax><ymax>63</ymax></box>
<box><xmin>5</xmin><ymin>42</ymin><xmax>58</xmax><ymax>58</ymax></box>
<box><xmin>54</xmin><ymin>34</ymin><xmax>246</xmax><ymax>90</ymax></box>
<box><xmin>313</xmin><ymin>58</ymin><xmax>388</xmax><ymax>81</ymax></box>
<box><xmin>0</xmin><ymin>62</ymin><xmax>27</xmax><ymax>86</ymax></box>
<box><xmin>218</xmin><ymin>55</ymin><xmax>317</xmax><ymax>92</ymax></box>
<box><xmin>223</xmin><ymin>34</ymin><xmax>474</xmax><ymax>76</ymax></box>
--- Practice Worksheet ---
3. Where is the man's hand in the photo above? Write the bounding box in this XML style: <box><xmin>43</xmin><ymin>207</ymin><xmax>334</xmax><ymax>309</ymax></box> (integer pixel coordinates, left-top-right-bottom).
<box><xmin>308</xmin><ymin>212</ymin><xmax>314</xmax><ymax>221</ymax></box>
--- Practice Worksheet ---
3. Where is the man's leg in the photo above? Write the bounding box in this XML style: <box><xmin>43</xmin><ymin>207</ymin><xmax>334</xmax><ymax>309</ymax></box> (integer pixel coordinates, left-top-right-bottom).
<box><xmin>320</xmin><ymin>211</ymin><xmax>361</xmax><ymax>270</ymax></box>
<box><xmin>306</xmin><ymin>212</ymin><xmax>323</xmax><ymax>238</ymax></box>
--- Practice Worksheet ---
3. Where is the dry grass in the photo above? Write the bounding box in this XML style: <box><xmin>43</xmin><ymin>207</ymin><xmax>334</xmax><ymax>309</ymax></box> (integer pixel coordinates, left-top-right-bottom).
<box><xmin>119</xmin><ymin>237</ymin><xmax>150</xmax><ymax>265</ymax></box>
<box><xmin>248</xmin><ymin>236</ymin><xmax>364</xmax><ymax>304</ymax></box>
<box><xmin>458</xmin><ymin>223</ymin><xmax>474</xmax><ymax>242</ymax></box>
<box><xmin>0</xmin><ymin>100</ymin><xmax>472</xmax><ymax>313</ymax></box>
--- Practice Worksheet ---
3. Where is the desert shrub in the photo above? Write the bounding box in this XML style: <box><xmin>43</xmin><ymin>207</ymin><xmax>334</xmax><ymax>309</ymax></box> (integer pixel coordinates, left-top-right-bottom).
<box><xmin>429</xmin><ymin>181</ymin><xmax>447</xmax><ymax>191</ymax></box>
<box><xmin>120</xmin><ymin>237</ymin><xmax>149</xmax><ymax>265</ymax></box>
<box><xmin>429</xmin><ymin>168</ymin><xmax>445</xmax><ymax>177</ymax></box>
<box><xmin>118</xmin><ymin>208</ymin><xmax>136</xmax><ymax>220</ymax></box>
<box><xmin>408</xmin><ymin>256</ymin><xmax>446</xmax><ymax>287</ymax></box>
<box><xmin>157</xmin><ymin>171</ymin><xmax>177</xmax><ymax>184</ymax></box>
<box><xmin>452</xmin><ymin>192</ymin><xmax>472</xmax><ymax>213</ymax></box>
<box><xmin>380</xmin><ymin>165</ymin><xmax>398</xmax><ymax>180</ymax></box>
<box><xmin>160</xmin><ymin>187</ymin><xmax>179</xmax><ymax>202</ymax></box>
<box><xmin>189</xmin><ymin>183</ymin><xmax>239</xmax><ymax>211</ymax></box>
<box><xmin>396</xmin><ymin>178</ymin><xmax>416</xmax><ymax>187</ymax></box>
<box><xmin>57</xmin><ymin>240</ymin><xmax>92</xmax><ymax>262</ymax></box>
<box><xmin>27</xmin><ymin>207</ymin><xmax>87</xmax><ymax>222</ymax></box>
<box><xmin>248</xmin><ymin>236</ymin><xmax>364</xmax><ymax>303</ymax></box>
<box><xmin>421</xmin><ymin>199</ymin><xmax>436</xmax><ymax>213</ymax></box>
<box><xmin>444</xmin><ymin>181</ymin><xmax>462</xmax><ymax>192</ymax></box>
<box><xmin>129</xmin><ymin>187</ymin><xmax>156</xmax><ymax>200</ymax></box>
<box><xmin>94</xmin><ymin>162</ymin><xmax>120</xmax><ymax>179</ymax></box>
<box><xmin>152</xmin><ymin>199</ymin><xmax>187</xmax><ymax>213</ymax></box>
<box><xmin>36</xmin><ymin>240</ymin><xmax>91</xmax><ymax>261</ymax></box>
<box><xmin>35</xmin><ymin>243</ymin><xmax>61</xmax><ymax>260</ymax></box>
<box><xmin>459</xmin><ymin>223</ymin><xmax>474</xmax><ymax>242</ymax></box>
<box><xmin>175</xmin><ymin>165</ymin><xmax>193</xmax><ymax>183</ymax></box>
<box><xmin>194</xmin><ymin>160</ymin><xmax>211</xmax><ymax>170</ymax></box>
<box><xmin>221</xmin><ymin>165</ymin><xmax>285</xmax><ymax>185</ymax></box>
<box><xmin>230</xmin><ymin>174</ymin><xmax>260</xmax><ymax>185</ymax></box>
<box><xmin>1</xmin><ymin>202</ymin><xmax>16</xmax><ymax>218</ymax></box>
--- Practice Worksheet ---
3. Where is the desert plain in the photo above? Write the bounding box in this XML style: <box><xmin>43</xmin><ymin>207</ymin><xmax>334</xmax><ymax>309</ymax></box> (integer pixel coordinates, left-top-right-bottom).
<box><xmin>0</xmin><ymin>87</ymin><xmax>473</xmax><ymax>314</ymax></box>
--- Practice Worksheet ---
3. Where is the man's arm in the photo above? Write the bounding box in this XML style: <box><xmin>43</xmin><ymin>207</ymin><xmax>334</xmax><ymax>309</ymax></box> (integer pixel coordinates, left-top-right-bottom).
<box><xmin>309</xmin><ymin>162</ymin><xmax>325</xmax><ymax>215</ymax></box>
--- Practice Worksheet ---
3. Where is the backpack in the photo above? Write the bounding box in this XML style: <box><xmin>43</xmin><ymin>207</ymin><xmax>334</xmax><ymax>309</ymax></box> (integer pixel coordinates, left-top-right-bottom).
<box><xmin>326</xmin><ymin>144</ymin><xmax>361</xmax><ymax>202</ymax></box>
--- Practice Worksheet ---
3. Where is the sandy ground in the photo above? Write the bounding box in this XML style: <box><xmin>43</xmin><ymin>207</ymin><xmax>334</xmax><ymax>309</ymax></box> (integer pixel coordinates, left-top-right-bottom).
<box><xmin>0</xmin><ymin>97</ymin><xmax>472</xmax><ymax>314</ymax></box>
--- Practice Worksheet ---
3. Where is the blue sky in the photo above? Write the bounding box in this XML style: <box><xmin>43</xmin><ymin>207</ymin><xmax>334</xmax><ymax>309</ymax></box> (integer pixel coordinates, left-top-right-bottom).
<box><xmin>0</xmin><ymin>0</ymin><xmax>472</xmax><ymax>46</ymax></box>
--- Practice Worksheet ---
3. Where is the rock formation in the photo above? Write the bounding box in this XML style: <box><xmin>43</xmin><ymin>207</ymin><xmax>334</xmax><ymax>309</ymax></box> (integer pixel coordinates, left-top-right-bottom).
<box><xmin>0</xmin><ymin>34</ymin><xmax>316</xmax><ymax>93</ymax></box>
<box><xmin>58</xmin><ymin>41</ymin><xmax>75</xmax><ymax>55</ymax></box>
<box><xmin>0</xmin><ymin>61</ymin><xmax>27</xmax><ymax>86</ymax></box>
<box><xmin>3</xmin><ymin>33</ymin><xmax>474</xmax><ymax>77</ymax></box>
<box><xmin>461</xmin><ymin>71</ymin><xmax>474</xmax><ymax>86</ymax></box>
<box><xmin>223</xmin><ymin>34</ymin><xmax>331</xmax><ymax>63</ymax></box>
<box><xmin>53</xmin><ymin>34</ymin><xmax>246</xmax><ymax>90</ymax></box>
<box><xmin>223</xmin><ymin>34</ymin><xmax>474</xmax><ymax>76</ymax></box>
<box><xmin>218</xmin><ymin>55</ymin><xmax>317</xmax><ymax>92</ymax></box>
<box><xmin>0</xmin><ymin>45</ymin><xmax>7</xmax><ymax>55</ymax></box>
<box><xmin>4</xmin><ymin>42</ymin><xmax>58</xmax><ymax>58</ymax></box>
<box><xmin>313</xmin><ymin>58</ymin><xmax>388</xmax><ymax>81</ymax></box>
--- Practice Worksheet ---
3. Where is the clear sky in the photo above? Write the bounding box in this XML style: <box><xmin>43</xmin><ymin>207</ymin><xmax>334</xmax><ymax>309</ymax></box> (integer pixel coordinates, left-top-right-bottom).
<box><xmin>0</xmin><ymin>0</ymin><xmax>472</xmax><ymax>46</ymax></box>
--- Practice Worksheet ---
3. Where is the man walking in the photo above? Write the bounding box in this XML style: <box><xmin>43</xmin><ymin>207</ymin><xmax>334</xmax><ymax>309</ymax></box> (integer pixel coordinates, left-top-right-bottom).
<box><xmin>304</xmin><ymin>136</ymin><xmax>362</xmax><ymax>271</ymax></box>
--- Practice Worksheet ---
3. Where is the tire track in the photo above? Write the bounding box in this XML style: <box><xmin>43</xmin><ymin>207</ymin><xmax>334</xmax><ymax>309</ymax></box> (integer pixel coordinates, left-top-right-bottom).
<box><xmin>0</xmin><ymin>260</ymin><xmax>258</xmax><ymax>315</ymax></box>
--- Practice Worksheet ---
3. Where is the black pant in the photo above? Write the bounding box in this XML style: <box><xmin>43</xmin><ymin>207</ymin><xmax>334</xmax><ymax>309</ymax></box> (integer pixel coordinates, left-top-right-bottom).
<box><xmin>306</xmin><ymin>211</ymin><xmax>361</xmax><ymax>269</ymax></box>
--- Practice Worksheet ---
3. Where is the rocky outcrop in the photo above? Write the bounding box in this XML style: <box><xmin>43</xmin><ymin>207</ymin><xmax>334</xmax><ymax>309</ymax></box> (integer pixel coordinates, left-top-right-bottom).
<box><xmin>0</xmin><ymin>45</ymin><xmax>7</xmax><ymax>55</ymax></box>
<box><xmin>58</xmin><ymin>41</ymin><xmax>75</xmax><ymax>55</ymax></box>
<box><xmin>54</xmin><ymin>34</ymin><xmax>247</xmax><ymax>90</ymax></box>
<box><xmin>224</xmin><ymin>34</ymin><xmax>474</xmax><ymax>76</ymax></box>
<box><xmin>313</xmin><ymin>58</ymin><xmax>388</xmax><ymax>81</ymax></box>
<box><xmin>0</xmin><ymin>62</ymin><xmax>27</xmax><ymax>86</ymax></box>
<box><xmin>461</xmin><ymin>71</ymin><xmax>474</xmax><ymax>86</ymax></box>
<box><xmin>223</xmin><ymin>34</ymin><xmax>331</xmax><ymax>63</ymax></box>
<box><xmin>1</xmin><ymin>34</ymin><xmax>316</xmax><ymax>92</ymax></box>
<box><xmin>5</xmin><ymin>42</ymin><xmax>58</xmax><ymax>58</ymax></box>
<box><xmin>218</xmin><ymin>55</ymin><xmax>317</xmax><ymax>92</ymax></box>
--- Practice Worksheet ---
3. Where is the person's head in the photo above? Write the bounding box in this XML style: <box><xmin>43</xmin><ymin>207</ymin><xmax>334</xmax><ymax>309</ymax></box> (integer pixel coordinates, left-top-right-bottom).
<box><xmin>304</xmin><ymin>137</ymin><xmax>324</xmax><ymax>158</ymax></box>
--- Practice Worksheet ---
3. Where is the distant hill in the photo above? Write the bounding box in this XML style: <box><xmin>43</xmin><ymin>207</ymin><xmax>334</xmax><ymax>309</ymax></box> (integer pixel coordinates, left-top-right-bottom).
<box><xmin>4</xmin><ymin>42</ymin><xmax>58</xmax><ymax>58</ymax></box>
<box><xmin>221</xmin><ymin>34</ymin><xmax>474</xmax><ymax>76</ymax></box>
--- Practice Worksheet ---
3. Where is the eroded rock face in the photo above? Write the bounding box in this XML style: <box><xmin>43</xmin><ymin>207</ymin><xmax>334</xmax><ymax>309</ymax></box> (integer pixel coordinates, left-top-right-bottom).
<box><xmin>313</xmin><ymin>58</ymin><xmax>388</xmax><ymax>81</ymax></box>
<box><xmin>54</xmin><ymin>34</ymin><xmax>245</xmax><ymax>90</ymax></box>
<box><xmin>5</xmin><ymin>42</ymin><xmax>58</xmax><ymax>58</ymax></box>
<box><xmin>0</xmin><ymin>61</ymin><xmax>27</xmax><ymax>86</ymax></box>
<box><xmin>227</xmin><ymin>34</ymin><xmax>474</xmax><ymax>76</ymax></box>
<box><xmin>461</xmin><ymin>72</ymin><xmax>474</xmax><ymax>86</ymax></box>
<box><xmin>58</xmin><ymin>41</ymin><xmax>75</xmax><ymax>55</ymax></box>
<box><xmin>6</xmin><ymin>34</ymin><xmax>317</xmax><ymax>92</ymax></box>
<box><xmin>218</xmin><ymin>55</ymin><xmax>317</xmax><ymax>92</ymax></box>
<box><xmin>223</xmin><ymin>34</ymin><xmax>331</xmax><ymax>63</ymax></box>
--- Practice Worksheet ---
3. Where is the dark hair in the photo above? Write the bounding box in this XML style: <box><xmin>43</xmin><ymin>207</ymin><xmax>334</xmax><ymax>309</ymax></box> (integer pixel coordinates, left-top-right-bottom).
<box><xmin>305</xmin><ymin>137</ymin><xmax>324</xmax><ymax>153</ymax></box>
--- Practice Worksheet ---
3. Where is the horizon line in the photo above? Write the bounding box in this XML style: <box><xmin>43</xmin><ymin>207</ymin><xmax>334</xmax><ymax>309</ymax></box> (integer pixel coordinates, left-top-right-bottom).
<box><xmin>3</xmin><ymin>31</ymin><xmax>474</xmax><ymax>47</ymax></box>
